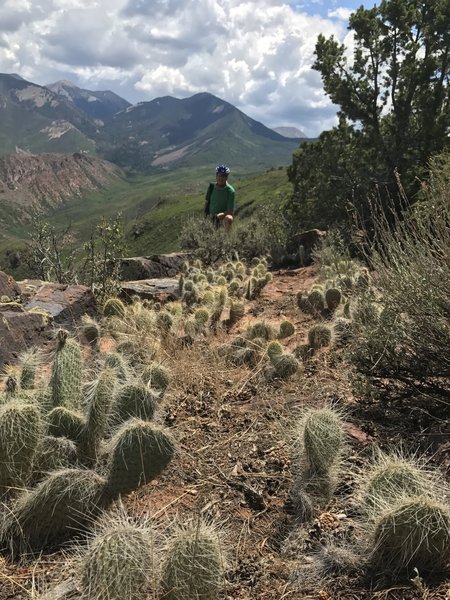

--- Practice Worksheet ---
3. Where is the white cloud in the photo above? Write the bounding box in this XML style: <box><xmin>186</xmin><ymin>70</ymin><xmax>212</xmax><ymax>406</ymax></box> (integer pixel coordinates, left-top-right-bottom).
<box><xmin>328</xmin><ymin>7</ymin><xmax>352</xmax><ymax>20</ymax></box>
<box><xmin>0</xmin><ymin>0</ymin><xmax>356</xmax><ymax>136</ymax></box>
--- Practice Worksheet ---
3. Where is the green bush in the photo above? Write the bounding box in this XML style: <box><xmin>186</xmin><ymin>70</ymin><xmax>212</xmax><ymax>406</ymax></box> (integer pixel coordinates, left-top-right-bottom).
<box><xmin>349</xmin><ymin>153</ymin><xmax>450</xmax><ymax>405</ymax></box>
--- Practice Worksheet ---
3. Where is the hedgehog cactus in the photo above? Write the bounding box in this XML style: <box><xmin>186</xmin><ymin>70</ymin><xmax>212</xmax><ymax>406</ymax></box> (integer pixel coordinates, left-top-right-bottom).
<box><xmin>272</xmin><ymin>353</ymin><xmax>300</xmax><ymax>379</ymax></box>
<box><xmin>103</xmin><ymin>352</ymin><xmax>130</xmax><ymax>382</ymax></box>
<box><xmin>80</xmin><ymin>512</ymin><xmax>155</xmax><ymax>600</ymax></box>
<box><xmin>292</xmin><ymin>407</ymin><xmax>345</xmax><ymax>510</ymax></box>
<box><xmin>194</xmin><ymin>307</ymin><xmax>210</xmax><ymax>330</ymax></box>
<box><xmin>2</xmin><ymin>468</ymin><xmax>106</xmax><ymax>557</ymax></box>
<box><xmin>267</xmin><ymin>340</ymin><xmax>283</xmax><ymax>361</ymax></box>
<box><xmin>301</xmin><ymin>407</ymin><xmax>344</xmax><ymax>476</ymax></box>
<box><xmin>228</xmin><ymin>301</ymin><xmax>245</xmax><ymax>327</ymax></box>
<box><xmin>50</xmin><ymin>330</ymin><xmax>83</xmax><ymax>409</ymax></box>
<box><xmin>103</xmin><ymin>297</ymin><xmax>127</xmax><ymax>318</ymax></box>
<box><xmin>104</xmin><ymin>419</ymin><xmax>175</xmax><ymax>500</ymax></box>
<box><xmin>247</xmin><ymin>322</ymin><xmax>275</xmax><ymax>341</ymax></box>
<box><xmin>160</xmin><ymin>518</ymin><xmax>223</xmax><ymax>600</ymax></box>
<box><xmin>0</xmin><ymin>401</ymin><xmax>43</xmax><ymax>494</ymax></box>
<box><xmin>80</xmin><ymin>314</ymin><xmax>101</xmax><ymax>350</ymax></box>
<box><xmin>369</xmin><ymin>496</ymin><xmax>450</xmax><ymax>577</ymax></box>
<box><xmin>296</xmin><ymin>292</ymin><xmax>311</xmax><ymax>312</ymax></box>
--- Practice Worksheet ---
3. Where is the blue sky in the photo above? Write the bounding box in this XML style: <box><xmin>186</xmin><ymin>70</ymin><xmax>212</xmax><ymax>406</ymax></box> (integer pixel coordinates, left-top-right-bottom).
<box><xmin>0</xmin><ymin>1</ymin><xmax>368</xmax><ymax>136</ymax></box>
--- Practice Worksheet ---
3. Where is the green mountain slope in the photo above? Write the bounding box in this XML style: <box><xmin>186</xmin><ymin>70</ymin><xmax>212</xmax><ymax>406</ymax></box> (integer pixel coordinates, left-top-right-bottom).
<box><xmin>99</xmin><ymin>93</ymin><xmax>301</xmax><ymax>173</ymax></box>
<box><xmin>0</xmin><ymin>74</ymin><xmax>97</xmax><ymax>154</ymax></box>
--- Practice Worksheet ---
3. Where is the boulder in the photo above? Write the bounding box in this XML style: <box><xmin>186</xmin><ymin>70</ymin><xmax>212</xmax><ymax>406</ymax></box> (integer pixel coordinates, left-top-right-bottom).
<box><xmin>118</xmin><ymin>253</ymin><xmax>186</xmax><ymax>281</ymax></box>
<box><xmin>19</xmin><ymin>280</ymin><xmax>96</xmax><ymax>325</ymax></box>
<box><xmin>0</xmin><ymin>309</ymin><xmax>52</xmax><ymax>366</ymax></box>
<box><xmin>120</xmin><ymin>278</ymin><xmax>179</xmax><ymax>302</ymax></box>
<box><xmin>0</xmin><ymin>271</ymin><xmax>22</xmax><ymax>300</ymax></box>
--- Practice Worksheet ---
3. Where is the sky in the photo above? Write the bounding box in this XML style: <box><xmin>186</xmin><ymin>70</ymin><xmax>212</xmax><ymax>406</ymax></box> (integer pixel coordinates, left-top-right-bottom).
<box><xmin>0</xmin><ymin>0</ymin><xmax>366</xmax><ymax>137</ymax></box>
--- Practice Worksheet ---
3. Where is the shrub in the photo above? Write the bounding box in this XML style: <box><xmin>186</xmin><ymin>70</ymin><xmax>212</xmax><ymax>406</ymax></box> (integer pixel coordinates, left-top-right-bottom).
<box><xmin>349</xmin><ymin>154</ymin><xmax>450</xmax><ymax>405</ymax></box>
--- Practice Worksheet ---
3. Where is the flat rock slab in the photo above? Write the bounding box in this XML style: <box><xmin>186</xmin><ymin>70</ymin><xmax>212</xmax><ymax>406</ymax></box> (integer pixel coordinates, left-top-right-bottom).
<box><xmin>120</xmin><ymin>278</ymin><xmax>179</xmax><ymax>302</ymax></box>
<box><xmin>0</xmin><ymin>309</ymin><xmax>52</xmax><ymax>366</ymax></box>
<box><xmin>19</xmin><ymin>280</ymin><xmax>96</xmax><ymax>324</ymax></box>
<box><xmin>0</xmin><ymin>270</ymin><xmax>21</xmax><ymax>300</ymax></box>
<box><xmin>119</xmin><ymin>253</ymin><xmax>186</xmax><ymax>280</ymax></box>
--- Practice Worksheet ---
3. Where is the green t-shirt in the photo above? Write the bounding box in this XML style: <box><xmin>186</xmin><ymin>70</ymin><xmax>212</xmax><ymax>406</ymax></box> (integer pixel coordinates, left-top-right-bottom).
<box><xmin>206</xmin><ymin>182</ymin><xmax>235</xmax><ymax>215</ymax></box>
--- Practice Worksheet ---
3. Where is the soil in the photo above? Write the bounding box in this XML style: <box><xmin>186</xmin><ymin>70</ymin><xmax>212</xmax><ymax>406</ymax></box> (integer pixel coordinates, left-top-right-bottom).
<box><xmin>1</xmin><ymin>266</ymin><xmax>449</xmax><ymax>600</ymax></box>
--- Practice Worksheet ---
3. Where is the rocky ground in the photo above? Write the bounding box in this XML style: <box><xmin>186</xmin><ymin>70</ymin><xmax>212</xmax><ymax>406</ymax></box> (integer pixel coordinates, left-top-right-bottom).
<box><xmin>0</xmin><ymin>266</ymin><xmax>449</xmax><ymax>600</ymax></box>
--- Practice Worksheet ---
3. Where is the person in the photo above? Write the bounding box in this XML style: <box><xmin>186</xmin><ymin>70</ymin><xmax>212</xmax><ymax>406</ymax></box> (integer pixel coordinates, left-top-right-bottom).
<box><xmin>204</xmin><ymin>165</ymin><xmax>235</xmax><ymax>231</ymax></box>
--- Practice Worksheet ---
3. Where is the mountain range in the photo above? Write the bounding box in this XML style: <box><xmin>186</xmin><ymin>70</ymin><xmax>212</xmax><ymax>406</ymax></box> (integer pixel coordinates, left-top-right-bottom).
<box><xmin>0</xmin><ymin>73</ymin><xmax>305</xmax><ymax>173</ymax></box>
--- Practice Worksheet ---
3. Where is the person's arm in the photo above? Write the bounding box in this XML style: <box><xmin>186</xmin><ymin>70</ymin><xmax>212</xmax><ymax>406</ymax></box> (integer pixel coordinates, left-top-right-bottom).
<box><xmin>225</xmin><ymin>187</ymin><xmax>235</xmax><ymax>215</ymax></box>
<box><xmin>204</xmin><ymin>183</ymin><xmax>214</xmax><ymax>216</ymax></box>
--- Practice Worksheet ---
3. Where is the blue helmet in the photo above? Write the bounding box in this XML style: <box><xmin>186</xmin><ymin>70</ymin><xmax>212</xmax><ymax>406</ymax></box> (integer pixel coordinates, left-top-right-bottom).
<box><xmin>216</xmin><ymin>164</ymin><xmax>230</xmax><ymax>175</ymax></box>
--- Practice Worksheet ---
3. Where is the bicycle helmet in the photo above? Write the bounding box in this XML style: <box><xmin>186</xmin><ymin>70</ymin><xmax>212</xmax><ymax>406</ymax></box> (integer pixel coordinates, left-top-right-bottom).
<box><xmin>216</xmin><ymin>164</ymin><xmax>230</xmax><ymax>175</ymax></box>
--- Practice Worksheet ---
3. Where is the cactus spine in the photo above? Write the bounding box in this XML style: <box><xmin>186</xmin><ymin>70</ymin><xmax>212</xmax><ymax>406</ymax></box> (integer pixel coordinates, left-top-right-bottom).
<box><xmin>111</xmin><ymin>383</ymin><xmax>159</xmax><ymax>425</ymax></box>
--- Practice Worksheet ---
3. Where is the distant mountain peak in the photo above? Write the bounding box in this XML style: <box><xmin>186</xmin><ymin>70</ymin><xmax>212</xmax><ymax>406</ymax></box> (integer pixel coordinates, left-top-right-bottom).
<box><xmin>272</xmin><ymin>126</ymin><xmax>306</xmax><ymax>139</ymax></box>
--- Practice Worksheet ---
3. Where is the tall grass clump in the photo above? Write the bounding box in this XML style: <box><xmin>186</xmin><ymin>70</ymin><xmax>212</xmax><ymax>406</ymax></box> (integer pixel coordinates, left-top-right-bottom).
<box><xmin>350</xmin><ymin>154</ymin><xmax>450</xmax><ymax>407</ymax></box>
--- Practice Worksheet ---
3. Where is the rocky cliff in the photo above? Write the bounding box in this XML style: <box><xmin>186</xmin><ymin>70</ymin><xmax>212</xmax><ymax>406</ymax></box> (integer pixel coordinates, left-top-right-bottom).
<box><xmin>0</xmin><ymin>152</ymin><xmax>122</xmax><ymax>222</ymax></box>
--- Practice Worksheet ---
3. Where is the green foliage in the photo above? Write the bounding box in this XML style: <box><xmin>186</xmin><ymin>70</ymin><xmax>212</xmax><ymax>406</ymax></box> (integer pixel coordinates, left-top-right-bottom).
<box><xmin>285</xmin><ymin>0</ymin><xmax>450</xmax><ymax>231</ymax></box>
<box><xmin>80</xmin><ymin>512</ymin><xmax>155</xmax><ymax>600</ymax></box>
<box><xmin>349</xmin><ymin>155</ymin><xmax>450</xmax><ymax>402</ymax></box>
<box><xmin>105</xmin><ymin>419</ymin><xmax>175</xmax><ymax>500</ymax></box>
<box><xmin>160</xmin><ymin>518</ymin><xmax>223</xmax><ymax>600</ymax></box>
<box><xmin>369</xmin><ymin>497</ymin><xmax>450</xmax><ymax>578</ymax></box>
<box><xmin>22</xmin><ymin>213</ymin><xmax>127</xmax><ymax>302</ymax></box>
<box><xmin>179</xmin><ymin>207</ymin><xmax>287</xmax><ymax>266</ymax></box>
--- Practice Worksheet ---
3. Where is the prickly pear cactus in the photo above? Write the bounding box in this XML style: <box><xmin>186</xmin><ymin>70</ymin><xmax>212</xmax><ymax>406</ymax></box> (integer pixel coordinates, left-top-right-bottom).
<box><xmin>369</xmin><ymin>496</ymin><xmax>450</xmax><ymax>578</ymax></box>
<box><xmin>0</xmin><ymin>401</ymin><xmax>43</xmax><ymax>495</ymax></box>
<box><xmin>50</xmin><ymin>330</ymin><xmax>83</xmax><ymax>409</ymax></box>
<box><xmin>33</xmin><ymin>435</ymin><xmax>78</xmax><ymax>477</ymax></box>
<box><xmin>308</xmin><ymin>324</ymin><xmax>332</xmax><ymax>350</ymax></box>
<box><xmin>80</xmin><ymin>512</ymin><xmax>155</xmax><ymax>600</ymax></box>
<box><xmin>160</xmin><ymin>518</ymin><xmax>223</xmax><ymax>600</ymax></box>
<box><xmin>325</xmin><ymin>287</ymin><xmax>342</xmax><ymax>311</ymax></box>
<box><xmin>111</xmin><ymin>383</ymin><xmax>159</xmax><ymax>426</ymax></box>
<box><xmin>47</xmin><ymin>406</ymin><xmax>86</xmax><ymax>443</ymax></box>
<box><xmin>141</xmin><ymin>363</ymin><xmax>171</xmax><ymax>394</ymax></box>
<box><xmin>103</xmin><ymin>297</ymin><xmax>126</xmax><ymax>319</ymax></box>
<box><xmin>79</xmin><ymin>369</ymin><xmax>116</xmax><ymax>463</ymax></box>
<box><xmin>104</xmin><ymin>419</ymin><xmax>175</xmax><ymax>501</ymax></box>
<box><xmin>301</xmin><ymin>407</ymin><xmax>344</xmax><ymax>475</ymax></box>
<box><xmin>2</xmin><ymin>468</ymin><xmax>106</xmax><ymax>557</ymax></box>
